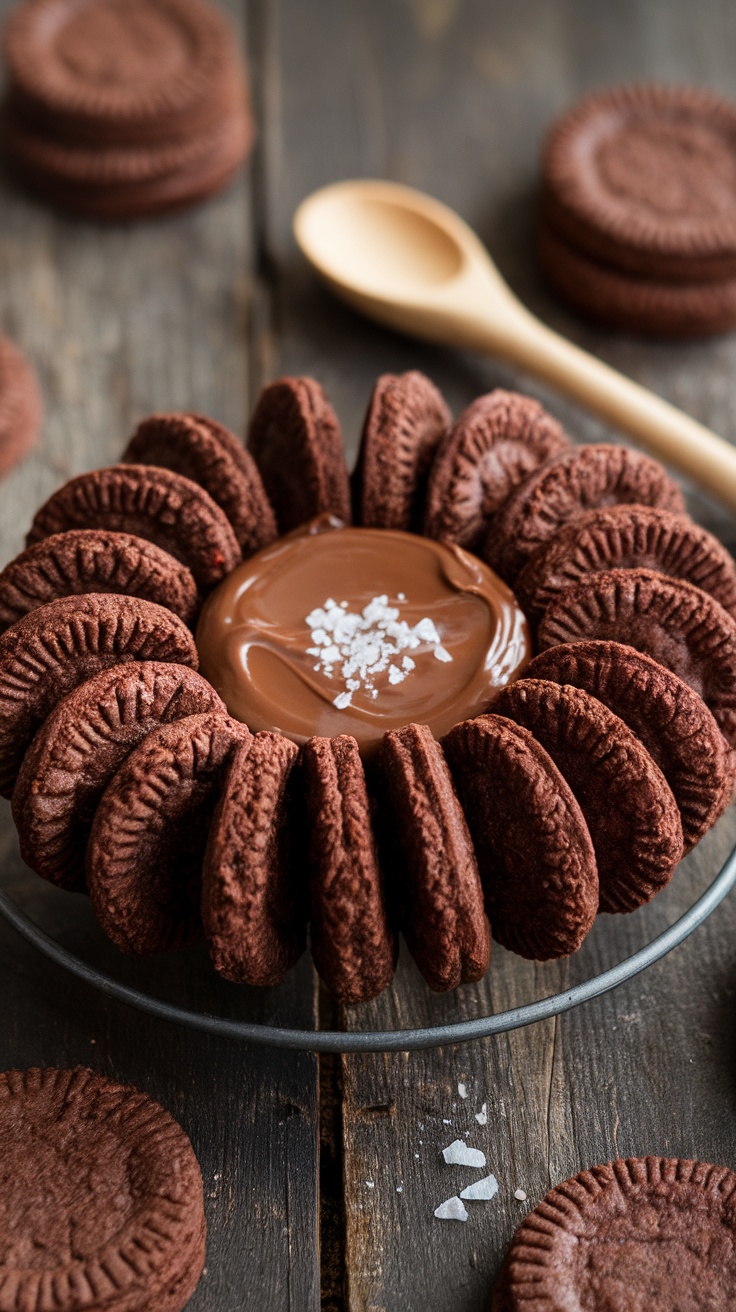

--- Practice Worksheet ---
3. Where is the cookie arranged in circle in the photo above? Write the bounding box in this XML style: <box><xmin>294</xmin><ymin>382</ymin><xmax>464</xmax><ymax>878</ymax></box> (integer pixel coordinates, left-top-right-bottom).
<box><xmin>123</xmin><ymin>411</ymin><xmax>278</xmax><ymax>555</ymax></box>
<box><xmin>494</xmin><ymin>679</ymin><xmax>683</xmax><ymax>913</ymax></box>
<box><xmin>0</xmin><ymin>334</ymin><xmax>42</xmax><ymax>478</ymax></box>
<box><xmin>485</xmin><ymin>443</ymin><xmax>686</xmax><ymax>584</ymax></box>
<box><xmin>493</xmin><ymin>1155</ymin><xmax>736</xmax><ymax>1311</ymax></box>
<box><xmin>0</xmin><ymin>1065</ymin><xmax>206</xmax><ymax>1312</ymax></box>
<box><xmin>247</xmin><ymin>377</ymin><xmax>351</xmax><ymax>531</ymax></box>
<box><xmin>13</xmin><ymin>662</ymin><xmax>225</xmax><ymax>891</ymax></box>
<box><xmin>203</xmin><ymin>732</ymin><xmax>305</xmax><ymax>987</ymax></box>
<box><xmin>379</xmin><ymin>723</ymin><xmax>490</xmax><ymax>990</ymax></box>
<box><xmin>301</xmin><ymin>734</ymin><xmax>397</xmax><ymax>1005</ymax></box>
<box><xmin>0</xmin><ymin>593</ymin><xmax>197</xmax><ymax>798</ymax></box>
<box><xmin>0</xmin><ymin>528</ymin><xmax>199</xmax><ymax>633</ymax></box>
<box><xmin>442</xmin><ymin>714</ymin><xmax>598</xmax><ymax>960</ymax></box>
<box><xmin>87</xmin><ymin>712</ymin><xmax>248</xmax><ymax>955</ymax></box>
<box><xmin>538</xmin><ymin>568</ymin><xmax>736</xmax><ymax>749</ymax></box>
<box><xmin>516</xmin><ymin>504</ymin><xmax>736</xmax><ymax>621</ymax></box>
<box><xmin>424</xmin><ymin>390</ymin><xmax>569</xmax><ymax>552</ymax></box>
<box><xmin>26</xmin><ymin>464</ymin><xmax>242</xmax><ymax>592</ymax></box>
<box><xmin>352</xmin><ymin>371</ymin><xmax>451</xmax><ymax>531</ymax></box>
<box><xmin>526</xmin><ymin>641</ymin><xmax>732</xmax><ymax>851</ymax></box>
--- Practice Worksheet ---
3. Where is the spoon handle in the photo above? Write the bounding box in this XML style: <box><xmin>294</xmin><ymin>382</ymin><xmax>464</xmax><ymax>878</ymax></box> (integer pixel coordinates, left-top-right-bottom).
<box><xmin>490</xmin><ymin>306</ymin><xmax>736</xmax><ymax>509</ymax></box>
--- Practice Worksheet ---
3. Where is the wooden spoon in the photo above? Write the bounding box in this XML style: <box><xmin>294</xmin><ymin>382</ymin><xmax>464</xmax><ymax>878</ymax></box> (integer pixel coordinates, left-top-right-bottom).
<box><xmin>294</xmin><ymin>179</ymin><xmax>736</xmax><ymax>509</ymax></box>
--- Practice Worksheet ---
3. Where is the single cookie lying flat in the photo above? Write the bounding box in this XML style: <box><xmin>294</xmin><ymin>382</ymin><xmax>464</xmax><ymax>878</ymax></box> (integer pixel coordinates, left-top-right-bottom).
<box><xmin>380</xmin><ymin>723</ymin><xmax>490</xmax><ymax>990</ymax></box>
<box><xmin>352</xmin><ymin>371</ymin><xmax>451</xmax><ymax>531</ymax></box>
<box><xmin>494</xmin><ymin>679</ymin><xmax>683</xmax><ymax>913</ymax></box>
<box><xmin>443</xmin><ymin>714</ymin><xmax>598</xmax><ymax>960</ymax></box>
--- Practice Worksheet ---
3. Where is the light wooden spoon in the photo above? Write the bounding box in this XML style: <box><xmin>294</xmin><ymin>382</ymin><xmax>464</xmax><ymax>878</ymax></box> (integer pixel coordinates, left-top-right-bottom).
<box><xmin>294</xmin><ymin>178</ymin><xmax>736</xmax><ymax>509</ymax></box>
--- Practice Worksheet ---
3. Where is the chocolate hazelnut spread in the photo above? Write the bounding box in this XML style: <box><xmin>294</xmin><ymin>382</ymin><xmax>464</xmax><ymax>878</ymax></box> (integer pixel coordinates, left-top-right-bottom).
<box><xmin>196</xmin><ymin>517</ymin><xmax>530</xmax><ymax>755</ymax></box>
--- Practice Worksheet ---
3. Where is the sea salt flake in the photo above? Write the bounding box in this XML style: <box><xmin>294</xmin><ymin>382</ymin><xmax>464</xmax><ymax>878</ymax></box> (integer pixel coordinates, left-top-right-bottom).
<box><xmin>460</xmin><ymin>1174</ymin><xmax>499</xmax><ymax>1202</ymax></box>
<box><xmin>334</xmin><ymin>691</ymin><xmax>353</xmax><ymax>710</ymax></box>
<box><xmin>475</xmin><ymin>1103</ymin><xmax>488</xmax><ymax>1125</ymax></box>
<box><xmin>442</xmin><ymin>1140</ymin><xmax>486</xmax><ymax>1168</ymax></box>
<box><xmin>388</xmin><ymin>664</ymin><xmax>405</xmax><ymax>685</ymax></box>
<box><xmin>434</xmin><ymin>1196</ymin><xmax>468</xmax><ymax>1222</ymax></box>
<box><xmin>457</xmin><ymin>1082</ymin><xmax>468</xmax><ymax>1099</ymax></box>
<box><xmin>365</xmin><ymin>1181</ymin><xmax>375</xmax><ymax>1189</ymax></box>
<box><xmin>434</xmin><ymin>645</ymin><xmax>452</xmax><ymax>663</ymax></box>
<box><xmin>514</xmin><ymin>1188</ymin><xmax>527</xmax><ymax>1202</ymax></box>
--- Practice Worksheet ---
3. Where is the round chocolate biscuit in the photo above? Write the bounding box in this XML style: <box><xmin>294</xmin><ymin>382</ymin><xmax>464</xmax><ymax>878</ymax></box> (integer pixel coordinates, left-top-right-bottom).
<box><xmin>26</xmin><ymin>463</ymin><xmax>241</xmax><ymax>592</ymax></box>
<box><xmin>516</xmin><ymin>504</ymin><xmax>736</xmax><ymax>621</ymax></box>
<box><xmin>13</xmin><ymin>662</ymin><xmax>225</xmax><ymax>891</ymax></box>
<box><xmin>379</xmin><ymin>723</ymin><xmax>490</xmax><ymax>991</ymax></box>
<box><xmin>87</xmin><ymin>711</ymin><xmax>248</xmax><ymax>955</ymax></box>
<box><xmin>538</xmin><ymin>217</ymin><xmax>736</xmax><ymax>337</ymax></box>
<box><xmin>538</xmin><ymin>568</ymin><xmax>736</xmax><ymax>749</ymax></box>
<box><xmin>0</xmin><ymin>593</ymin><xmax>197</xmax><ymax>798</ymax></box>
<box><xmin>301</xmin><ymin>734</ymin><xmax>397</xmax><ymax>1005</ymax></box>
<box><xmin>124</xmin><ymin>411</ymin><xmax>277</xmax><ymax>555</ymax></box>
<box><xmin>542</xmin><ymin>83</ymin><xmax>736</xmax><ymax>281</ymax></box>
<box><xmin>526</xmin><ymin>641</ymin><xmax>732</xmax><ymax>851</ymax></box>
<box><xmin>0</xmin><ymin>333</ymin><xmax>42</xmax><ymax>478</ymax></box>
<box><xmin>493</xmin><ymin>679</ymin><xmax>683</xmax><ymax>913</ymax></box>
<box><xmin>424</xmin><ymin>390</ymin><xmax>569</xmax><ymax>552</ymax></box>
<box><xmin>203</xmin><ymin>732</ymin><xmax>305</xmax><ymax>987</ymax></box>
<box><xmin>485</xmin><ymin>443</ymin><xmax>685</xmax><ymax>584</ymax></box>
<box><xmin>0</xmin><ymin>1065</ymin><xmax>205</xmax><ymax>1312</ymax></box>
<box><xmin>352</xmin><ymin>371</ymin><xmax>451</xmax><ymax>531</ymax></box>
<box><xmin>442</xmin><ymin>714</ymin><xmax>598</xmax><ymax>960</ymax></box>
<box><xmin>493</xmin><ymin>1155</ymin><xmax>736</xmax><ymax>1311</ymax></box>
<box><xmin>0</xmin><ymin>528</ymin><xmax>199</xmax><ymax>633</ymax></box>
<box><xmin>247</xmin><ymin>377</ymin><xmax>351</xmax><ymax>532</ymax></box>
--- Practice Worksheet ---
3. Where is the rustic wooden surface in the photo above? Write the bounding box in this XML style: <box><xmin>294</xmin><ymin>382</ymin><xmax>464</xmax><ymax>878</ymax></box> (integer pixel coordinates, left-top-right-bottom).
<box><xmin>1</xmin><ymin>0</ymin><xmax>736</xmax><ymax>1309</ymax></box>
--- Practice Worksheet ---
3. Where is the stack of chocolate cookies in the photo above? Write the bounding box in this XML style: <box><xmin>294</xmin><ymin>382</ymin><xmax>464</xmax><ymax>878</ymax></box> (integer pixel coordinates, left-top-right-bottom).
<box><xmin>1</xmin><ymin>0</ymin><xmax>253</xmax><ymax>220</ymax></box>
<box><xmin>538</xmin><ymin>84</ymin><xmax>736</xmax><ymax>337</ymax></box>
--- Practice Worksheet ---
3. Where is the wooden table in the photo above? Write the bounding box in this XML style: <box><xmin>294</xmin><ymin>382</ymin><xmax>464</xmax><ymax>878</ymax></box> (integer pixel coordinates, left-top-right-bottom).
<box><xmin>2</xmin><ymin>1</ymin><xmax>736</xmax><ymax>1308</ymax></box>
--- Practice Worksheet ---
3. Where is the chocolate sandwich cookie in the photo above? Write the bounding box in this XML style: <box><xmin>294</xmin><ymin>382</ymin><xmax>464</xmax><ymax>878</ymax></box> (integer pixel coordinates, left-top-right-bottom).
<box><xmin>0</xmin><ymin>333</ymin><xmax>42</xmax><ymax>477</ymax></box>
<box><xmin>0</xmin><ymin>528</ymin><xmax>199</xmax><ymax>632</ymax></box>
<box><xmin>494</xmin><ymin>679</ymin><xmax>683</xmax><ymax>913</ymax></box>
<box><xmin>515</xmin><ymin>504</ymin><xmax>736</xmax><ymax>621</ymax></box>
<box><xmin>301</xmin><ymin>734</ymin><xmax>397</xmax><ymax>1005</ymax></box>
<box><xmin>443</xmin><ymin>715</ymin><xmax>598</xmax><ymax>960</ymax></box>
<box><xmin>527</xmin><ymin>641</ymin><xmax>733</xmax><ymax>851</ymax></box>
<box><xmin>538</xmin><ymin>568</ymin><xmax>736</xmax><ymax>749</ymax></box>
<box><xmin>87</xmin><ymin>712</ymin><xmax>248</xmax><ymax>955</ymax></box>
<box><xmin>424</xmin><ymin>390</ymin><xmax>569</xmax><ymax>552</ymax></box>
<box><xmin>484</xmin><ymin>443</ymin><xmax>685</xmax><ymax>584</ymax></box>
<box><xmin>379</xmin><ymin>723</ymin><xmax>490</xmax><ymax>990</ymax></box>
<box><xmin>13</xmin><ymin>662</ymin><xmax>225</xmax><ymax>891</ymax></box>
<box><xmin>352</xmin><ymin>371</ymin><xmax>451</xmax><ymax>531</ymax></box>
<box><xmin>203</xmin><ymin>732</ymin><xmax>305</xmax><ymax>986</ymax></box>
<box><xmin>0</xmin><ymin>593</ymin><xmax>197</xmax><ymax>797</ymax></box>
<box><xmin>493</xmin><ymin>1156</ymin><xmax>736</xmax><ymax>1311</ymax></box>
<box><xmin>124</xmin><ymin>411</ymin><xmax>278</xmax><ymax>555</ymax></box>
<box><xmin>26</xmin><ymin>463</ymin><xmax>242</xmax><ymax>592</ymax></box>
<box><xmin>247</xmin><ymin>377</ymin><xmax>351</xmax><ymax>531</ymax></box>
<box><xmin>0</xmin><ymin>1065</ymin><xmax>205</xmax><ymax>1312</ymax></box>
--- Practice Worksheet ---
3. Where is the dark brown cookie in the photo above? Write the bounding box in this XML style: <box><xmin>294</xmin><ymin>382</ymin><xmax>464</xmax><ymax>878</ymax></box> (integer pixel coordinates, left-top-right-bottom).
<box><xmin>516</xmin><ymin>504</ymin><xmax>736</xmax><ymax>621</ymax></box>
<box><xmin>0</xmin><ymin>528</ymin><xmax>199</xmax><ymax>633</ymax></box>
<box><xmin>13</xmin><ymin>662</ymin><xmax>225</xmax><ymax>891</ymax></box>
<box><xmin>485</xmin><ymin>443</ymin><xmax>686</xmax><ymax>584</ymax></box>
<box><xmin>442</xmin><ymin>714</ymin><xmax>598</xmax><ymax>960</ymax></box>
<box><xmin>0</xmin><ymin>333</ymin><xmax>42</xmax><ymax>477</ymax></box>
<box><xmin>123</xmin><ymin>411</ymin><xmax>278</xmax><ymax>555</ymax></box>
<box><xmin>87</xmin><ymin>712</ymin><xmax>247</xmax><ymax>955</ymax></box>
<box><xmin>247</xmin><ymin>377</ymin><xmax>351</xmax><ymax>532</ymax></box>
<box><xmin>538</xmin><ymin>568</ymin><xmax>736</xmax><ymax>749</ymax></box>
<box><xmin>542</xmin><ymin>83</ymin><xmax>736</xmax><ymax>282</ymax></box>
<box><xmin>526</xmin><ymin>641</ymin><xmax>732</xmax><ymax>851</ymax></box>
<box><xmin>379</xmin><ymin>723</ymin><xmax>490</xmax><ymax>990</ymax></box>
<box><xmin>492</xmin><ymin>1156</ymin><xmax>736</xmax><ymax>1311</ymax></box>
<box><xmin>26</xmin><ymin>463</ymin><xmax>241</xmax><ymax>592</ymax></box>
<box><xmin>202</xmin><ymin>732</ymin><xmax>305</xmax><ymax>986</ymax></box>
<box><xmin>0</xmin><ymin>1065</ymin><xmax>205</xmax><ymax>1312</ymax></box>
<box><xmin>423</xmin><ymin>390</ymin><xmax>569</xmax><ymax>552</ymax></box>
<box><xmin>301</xmin><ymin>734</ymin><xmax>397</xmax><ymax>1004</ymax></box>
<box><xmin>0</xmin><ymin>593</ymin><xmax>197</xmax><ymax>798</ymax></box>
<box><xmin>538</xmin><ymin>216</ymin><xmax>736</xmax><ymax>337</ymax></box>
<box><xmin>494</xmin><ymin>679</ymin><xmax>683</xmax><ymax>913</ymax></box>
<box><xmin>352</xmin><ymin>371</ymin><xmax>451</xmax><ymax>531</ymax></box>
